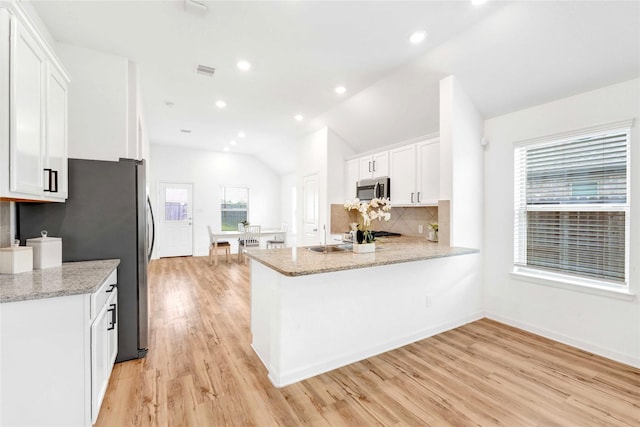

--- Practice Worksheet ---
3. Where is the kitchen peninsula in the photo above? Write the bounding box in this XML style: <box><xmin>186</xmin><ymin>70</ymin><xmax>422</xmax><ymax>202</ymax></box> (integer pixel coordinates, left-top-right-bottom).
<box><xmin>247</xmin><ymin>237</ymin><xmax>480</xmax><ymax>387</ymax></box>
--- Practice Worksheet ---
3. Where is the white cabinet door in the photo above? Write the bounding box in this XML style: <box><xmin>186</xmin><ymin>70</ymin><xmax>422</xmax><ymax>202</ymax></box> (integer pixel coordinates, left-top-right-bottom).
<box><xmin>344</xmin><ymin>159</ymin><xmax>358</xmax><ymax>200</ymax></box>
<box><xmin>91</xmin><ymin>288</ymin><xmax>118</xmax><ymax>424</ymax></box>
<box><xmin>44</xmin><ymin>64</ymin><xmax>68</xmax><ymax>200</ymax></box>
<box><xmin>358</xmin><ymin>156</ymin><xmax>373</xmax><ymax>180</ymax></box>
<box><xmin>357</xmin><ymin>152</ymin><xmax>389</xmax><ymax>180</ymax></box>
<box><xmin>371</xmin><ymin>151</ymin><xmax>389</xmax><ymax>178</ymax></box>
<box><xmin>10</xmin><ymin>17</ymin><xmax>46</xmax><ymax>196</ymax></box>
<box><xmin>106</xmin><ymin>288</ymin><xmax>118</xmax><ymax>369</ymax></box>
<box><xmin>389</xmin><ymin>145</ymin><xmax>417</xmax><ymax>205</ymax></box>
<box><xmin>91</xmin><ymin>299</ymin><xmax>108</xmax><ymax>424</ymax></box>
<box><xmin>416</xmin><ymin>139</ymin><xmax>439</xmax><ymax>204</ymax></box>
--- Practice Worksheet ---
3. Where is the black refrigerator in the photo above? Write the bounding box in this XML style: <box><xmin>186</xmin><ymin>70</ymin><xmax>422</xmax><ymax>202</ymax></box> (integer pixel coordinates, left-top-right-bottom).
<box><xmin>17</xmin><ymin>158</ymin><xmax>154</xmax><ymax>362</ymax></box>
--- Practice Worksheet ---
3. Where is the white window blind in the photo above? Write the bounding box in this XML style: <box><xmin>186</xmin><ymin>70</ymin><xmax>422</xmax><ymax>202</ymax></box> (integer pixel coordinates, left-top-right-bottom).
<box><xmin>514</xmin><ymin>126</ymin><xmax>630</xmax><ymax>286</ymax></box>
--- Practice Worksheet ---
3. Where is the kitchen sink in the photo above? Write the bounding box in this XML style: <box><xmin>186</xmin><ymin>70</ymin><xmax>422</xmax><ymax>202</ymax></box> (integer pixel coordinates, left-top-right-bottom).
<box><xmin>307</xmin><ymin>244</ymin><xmax>352</xmax><ymax>253</ymax></box>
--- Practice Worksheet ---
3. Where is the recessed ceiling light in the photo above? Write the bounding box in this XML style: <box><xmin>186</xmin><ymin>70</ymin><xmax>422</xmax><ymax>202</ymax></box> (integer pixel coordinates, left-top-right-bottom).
<box><xmin>215</xmin><ymin>100</ymin><xmax>227</xmax><ymax>109</ymax></box>
<box><xmin>471</xmin><ymin>0</ymin><xmax>487</xmax><ymax>5</ymax></box>
<box><xmin>237</xmin><ymin>60</ymin><xmax>251</xmax><ymax>71</ymax></box>
<box><xmin>335</xmin><ymin>86</ymin><xmax>346</xmax><ymax>95</ymax></box>
<box><xmin>230</xmin><ymin>140</ymin><xmax>237</xmax><ymax>146</ymax></box>
<box><xmin>238</xmin><ymin>131</ymin><xmax>246</xmax><ymax>138</ymax></box>
<box><xmin>223</xmin><ymin>147</ymin><xmax>230</xmax><ymax>152</ymax></box>
<box><xmin>409</xmin><ymin>31</ymin><xmax>427</xmax><ymax>44</ymax></box>
<box><xmin>294</xmin><ymin>114</ymin><xmax>304</xmax><ymax>122</ymax></box>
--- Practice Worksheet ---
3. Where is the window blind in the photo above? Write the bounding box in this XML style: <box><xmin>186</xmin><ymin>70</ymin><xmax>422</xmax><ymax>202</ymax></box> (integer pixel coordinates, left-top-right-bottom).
<box><xmin>514</xmin><ymin>129</ymin><xmax>629</xmax><ymax>285</ymax></box>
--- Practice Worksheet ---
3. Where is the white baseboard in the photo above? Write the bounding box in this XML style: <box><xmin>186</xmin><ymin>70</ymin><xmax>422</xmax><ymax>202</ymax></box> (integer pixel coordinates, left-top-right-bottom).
<box><xmin>270</xmin><ymin>311</ymin><xmax>485</xmax><ymax>388</ymax></box>
<box><xmin>486</xmin><ymin>312</ymin><xmax>640</xmax><ymax>369</ymax></box>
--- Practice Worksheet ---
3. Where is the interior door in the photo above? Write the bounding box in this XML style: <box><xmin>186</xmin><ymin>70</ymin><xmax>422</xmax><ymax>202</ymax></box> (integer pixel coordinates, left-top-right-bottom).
<box><xmin>158</xmin><ymin>182</ymin><xmax>193</xmax><ymax>257</ymax></box>
<box><xmin>302</xmin><ymin>173</ymin><xmax>319</xmax><ymax>246</ymax></box>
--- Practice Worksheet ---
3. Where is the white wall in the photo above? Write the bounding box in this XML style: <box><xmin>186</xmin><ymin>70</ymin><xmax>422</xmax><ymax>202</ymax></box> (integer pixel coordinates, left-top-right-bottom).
<box><xmin>56</xmin><ymin>43</ymin><xmax>129</xmax><ymax>161</ymax></box>
<box><xmin>440</xmin><ymin>76</ymin><xmax>484</xmax><ymax>249</ymax></box>
<box><xmin>327</xmin><ymin>129</ymin><xmax>355</xmax><ymax>205</ymax></box>
<box><xmin>296</xmin><ymin>127</ymin><xmax>328</xmax><ymax>246</ymax></box>
<box><xmin>483</xmin><ymin>78</ymin><xmax>640</xmax><ymax>367</ymax></box>
<box><xmin>150</xmin><ymin>145</ymin><xmax>281</xmax><ymax>257</ymax></box>
<box><xmin>280</xmin><ymin>172</ymin><xmax>296</xmax><ymax>243</ymax></box>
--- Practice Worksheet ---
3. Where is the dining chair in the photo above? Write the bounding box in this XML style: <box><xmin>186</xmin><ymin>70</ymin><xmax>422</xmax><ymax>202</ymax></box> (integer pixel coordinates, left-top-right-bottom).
<box><xmin>238</xmin><ymin>225</ymin><xmax>261</xmax><ymax>264</ymax></box>
<box><xmin>266</xmin><ymin>223</ymin><xmax>288</xmax><ymax>249</ymax></box>
<box><xmin>207</xmin><ymin>225</ymin><xmax>230</xmax><ymax>266</ymax></box>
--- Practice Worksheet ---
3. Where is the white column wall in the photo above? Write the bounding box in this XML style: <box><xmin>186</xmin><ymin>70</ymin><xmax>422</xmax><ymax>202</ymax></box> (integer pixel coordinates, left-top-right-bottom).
<box><xmin>483</xmin><ymin>78</ymin><xmax>640</xmax><ymax>367</ymax></box>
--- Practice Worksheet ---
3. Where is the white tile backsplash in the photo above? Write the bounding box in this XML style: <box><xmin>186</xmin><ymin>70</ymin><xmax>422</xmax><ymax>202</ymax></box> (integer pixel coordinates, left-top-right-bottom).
<box><xmin>331</xmin><ymin>204</ymin><xmax>437</xmax><ymax>238</ymax></box>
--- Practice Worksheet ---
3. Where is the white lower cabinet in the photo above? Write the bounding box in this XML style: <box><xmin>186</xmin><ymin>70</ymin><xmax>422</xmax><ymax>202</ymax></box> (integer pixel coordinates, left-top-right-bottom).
<box><xmin>0</xmin><ymin>269</ymin><xmax>118</xmax><ymax>426</ymax></box>
<box><xmin>91</xmin><ymin>288</ymin><xmax>118</xmax><ymax>423</ymax></box>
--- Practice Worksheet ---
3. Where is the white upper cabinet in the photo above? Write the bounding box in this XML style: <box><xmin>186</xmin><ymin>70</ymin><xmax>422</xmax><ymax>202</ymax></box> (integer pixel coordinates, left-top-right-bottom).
<box><xmin>10</xmin><ymin>17</ymin><xmax>46</xmax><ymax>196</ymax></box>
<box><xmin>389</xmin><ymin>144</ymin><xmax>417</xmax><ymax>205</ymax></box>
<box><xmin>358</xmin><ymin>151</ymin><xmax>389</xmax><ymax>180</ymax></box>
<box><xmin>415</xmin><ymin>139</ymin><xmax>439</xmax><ymax>205</ymax></box>
<box><xmin>0</xmin><ymin>4</ymin><xmax>70</xmax><ymax>202</ymax></box>
<box><xmin>389</xmin><ymin>138</ymin><xmax>439</xmax><ymax>206</ymax></box>
<box><xmin>44</xmin><ymin>65</ymin><xmax>69</xmax><ymax>200</ymax></box>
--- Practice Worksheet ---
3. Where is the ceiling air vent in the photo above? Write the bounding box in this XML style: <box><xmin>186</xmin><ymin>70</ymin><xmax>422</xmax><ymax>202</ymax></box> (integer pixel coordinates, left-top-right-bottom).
<box><xmin>196</xmin><ymin>64</ymin><xmax>216</xmax><ymax>77</ymax></box>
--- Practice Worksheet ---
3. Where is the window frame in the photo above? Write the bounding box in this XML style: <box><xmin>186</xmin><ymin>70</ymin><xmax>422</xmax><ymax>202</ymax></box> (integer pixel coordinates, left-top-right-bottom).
<box><xmin>220</xmin><ymin>187</ymin><xmax>250</xmax><ymax>231</ymax></box>
<box><xmin>512</xmin><ymin>119</ymin><xmax>634</xmax><ymax>297</ymax></box>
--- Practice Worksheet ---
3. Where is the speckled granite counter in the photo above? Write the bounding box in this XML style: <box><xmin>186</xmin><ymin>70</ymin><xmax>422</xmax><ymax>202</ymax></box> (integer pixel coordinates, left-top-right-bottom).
<box><xmin>246</xmin><ymin>237</ymin><xmax>477</xmax><ymax>277</ymax></box>
<box><xmin>0</xmin><ymin>259</ymin><xmax>120</xmax><ymax>303</ymax></box>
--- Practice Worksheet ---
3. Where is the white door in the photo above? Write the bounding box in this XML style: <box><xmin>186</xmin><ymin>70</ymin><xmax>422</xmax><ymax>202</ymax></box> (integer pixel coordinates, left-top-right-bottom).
<box><xmin>302</xmin><ymin>174</ymin><xmax>319</xmax><ymax>246</ymax></box>
<box><xmin>159</xmin><ymin>183</ymin><xmax>193</xmax><ymax>257</ymax></box>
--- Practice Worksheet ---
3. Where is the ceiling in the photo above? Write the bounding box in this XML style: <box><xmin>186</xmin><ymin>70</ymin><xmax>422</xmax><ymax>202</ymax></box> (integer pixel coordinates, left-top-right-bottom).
<box><xmin>30</xmin><ymin>1</ymin><xmax>639</xmax><ymax>175</ymax></box>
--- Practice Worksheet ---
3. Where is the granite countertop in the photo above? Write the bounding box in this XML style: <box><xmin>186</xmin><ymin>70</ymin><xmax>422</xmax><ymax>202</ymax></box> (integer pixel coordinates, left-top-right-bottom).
<box><xmin>0</xmin><ymin>259</ymin><xmax>120</xmax><ymax>303</ymax></box>
<box><xmin>246</xmin><ymin>237</ymin><xmax>478</xmax><ymax>277</ymax></box>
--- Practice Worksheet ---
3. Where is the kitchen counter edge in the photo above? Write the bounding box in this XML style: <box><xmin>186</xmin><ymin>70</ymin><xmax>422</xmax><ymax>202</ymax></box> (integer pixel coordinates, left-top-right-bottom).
<box><xmin>0</xmin><ymin>259</ymin><xmax>120</xmax><ymax>303</ymax></box>
<box><xmin>246</xmin><ymin>238</ymin><xmax>479</xmax><ymax>277</ymax></box>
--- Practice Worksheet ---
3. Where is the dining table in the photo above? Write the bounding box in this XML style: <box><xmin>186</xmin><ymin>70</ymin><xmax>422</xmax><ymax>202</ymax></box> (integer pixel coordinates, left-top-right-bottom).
<box><xmin>210</xmin><ymin>229</ymin><xmax>287</xmax><ymax>266</ymax></box>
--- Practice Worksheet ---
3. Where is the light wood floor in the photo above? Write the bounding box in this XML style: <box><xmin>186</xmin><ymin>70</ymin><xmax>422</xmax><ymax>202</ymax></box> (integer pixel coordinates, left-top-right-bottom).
<box><xmin>96</xmin><ymin>256</ymin><xmax>640</xmax><ymax>426</ymax></box>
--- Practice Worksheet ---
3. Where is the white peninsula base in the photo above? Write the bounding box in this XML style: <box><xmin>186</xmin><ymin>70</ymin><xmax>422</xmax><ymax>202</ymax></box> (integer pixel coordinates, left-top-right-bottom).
<box><xmin>250</xmin><ymin>252</ymin><xmax>482</xmax><ymax>387</ymax></box>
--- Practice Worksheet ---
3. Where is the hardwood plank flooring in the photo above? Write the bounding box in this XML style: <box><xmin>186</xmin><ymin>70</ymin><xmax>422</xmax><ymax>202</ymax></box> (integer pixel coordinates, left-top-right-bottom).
<box><xmin>96</xmin><ymin>256</ymin><xmax>640</xmax><ymax>426</ymax></box>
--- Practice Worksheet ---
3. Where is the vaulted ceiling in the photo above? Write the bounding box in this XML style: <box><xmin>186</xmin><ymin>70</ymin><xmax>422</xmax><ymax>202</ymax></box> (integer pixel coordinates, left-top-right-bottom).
<box><xmin>31</xmin><ymin>1</ymin><xmax>639</xmax><ymax>175</ymax></box>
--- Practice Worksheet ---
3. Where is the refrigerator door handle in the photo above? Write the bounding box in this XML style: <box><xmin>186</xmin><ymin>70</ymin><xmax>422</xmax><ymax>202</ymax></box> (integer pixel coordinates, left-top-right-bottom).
<box><xmin>147</xmin><ymin>196</ymin><xmax>155</xmax><ymax>262</ymax></box>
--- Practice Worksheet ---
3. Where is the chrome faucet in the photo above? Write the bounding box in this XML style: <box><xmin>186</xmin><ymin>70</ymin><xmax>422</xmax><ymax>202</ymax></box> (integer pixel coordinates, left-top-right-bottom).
<box><xmin>323</xmin><ymin>224</ymin><xmax>328</xmax><ymax>253</ymax></box>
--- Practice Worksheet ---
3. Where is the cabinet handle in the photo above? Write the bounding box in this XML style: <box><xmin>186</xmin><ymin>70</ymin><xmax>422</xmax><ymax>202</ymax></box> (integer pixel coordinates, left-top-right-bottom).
<box><xmin>417</xmin><ymin>192</ymin><xmax>421</xmax><ymax>203</ymax></box>
<box><xmin>43</xmin><ymin>169</ymin><xmax>52</xmax><ymax>192</ymax></box>
<box><xmin>107</xmin><ymin>303</ymin><xmax>117</xmax><ymax>330</ymax></box>
<box><xmin>368</xmin><ymin>161</ymin><xmax>372</xmax><ymax>173</ymax></box>
<box><xmin>411</xmin><ymin>192</ymin><xmax>414</xmax><ymax>203</ymax></box>
<box><xmin>105</xmin><ymin>284</ymin><xmax>116</xmax><ymax>293</ymax></box>
<box><xmin>43</xmin><ymin>169</ymin><xmax>59</xmax><ymax>193</ymax></box>
<box><xmin>372</xmin><ymin>160</ymin><xmax>376</xmax><ymax>172</ymax></box>
<box><xmin>51</xmin><ymin>170</ymin><xmax>58</xmax><ymax>193</ymax></box>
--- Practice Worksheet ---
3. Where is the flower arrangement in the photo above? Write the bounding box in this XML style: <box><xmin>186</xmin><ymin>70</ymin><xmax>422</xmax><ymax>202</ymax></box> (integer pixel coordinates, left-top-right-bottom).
<box><xmin>428</xmin><ymin>222</ymin><xmax>438</xmax><ymax>242</ymax></box>
<box><xmin>344</xmin><ymin>197</ymin><xmax>392</xmax><ymax>243</ymax></box>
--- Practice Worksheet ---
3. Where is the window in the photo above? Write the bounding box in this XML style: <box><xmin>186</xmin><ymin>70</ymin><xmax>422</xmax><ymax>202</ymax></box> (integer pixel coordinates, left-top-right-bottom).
<box><xmin>221</xmin><ymin>187</ymin><xmax>249</xmax><ymax>231</ymax></box>
<box><xmin>514</xmin><ymin>122</ymin><xmax>631</xmax><ymax>289</ymax></box>
<box><xmin>164</xmin><ymin>188</ymin><xmax>189</xmax><ymax>221</ymax></box>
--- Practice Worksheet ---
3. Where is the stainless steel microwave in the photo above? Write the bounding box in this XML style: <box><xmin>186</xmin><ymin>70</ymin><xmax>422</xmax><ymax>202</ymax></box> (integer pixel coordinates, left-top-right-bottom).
<box><xmin>356</xmin><ymin>177</ymin><xmax>390</xmax><ymax>201</ymax></box>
